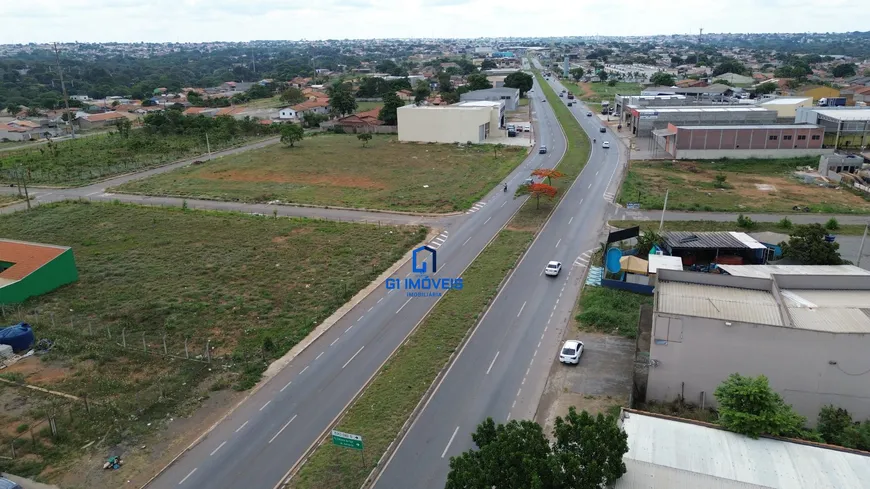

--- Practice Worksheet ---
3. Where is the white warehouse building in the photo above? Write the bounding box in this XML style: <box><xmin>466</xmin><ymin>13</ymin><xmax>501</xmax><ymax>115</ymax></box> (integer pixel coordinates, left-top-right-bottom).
<box><xmin>397</xmin><ymin>101</ymin><xmax>504</xmax><ymax>144</ymax></box>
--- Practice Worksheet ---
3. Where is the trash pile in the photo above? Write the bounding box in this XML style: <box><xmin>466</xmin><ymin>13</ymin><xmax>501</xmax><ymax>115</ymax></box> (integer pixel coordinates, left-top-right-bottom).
<box><xmin>103</xmin><ymin>455</ymin><xmax>123</xmax><ymax>470</ymax></box>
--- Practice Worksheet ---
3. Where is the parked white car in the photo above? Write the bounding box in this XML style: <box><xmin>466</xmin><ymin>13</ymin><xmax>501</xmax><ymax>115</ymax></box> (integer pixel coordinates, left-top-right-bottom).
<box><xmin>544</xmin><ymin>261</ymin><xmax>562</xmax><ymax>276</ymax></box>
<box><xmin>559</xmin><ymin>340</ymin><xmax>584</xmax><ymax>364</ymax></box>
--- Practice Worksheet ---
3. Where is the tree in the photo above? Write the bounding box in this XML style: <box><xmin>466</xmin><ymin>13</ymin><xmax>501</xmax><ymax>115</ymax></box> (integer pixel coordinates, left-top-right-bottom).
<box><xmin>635</xmin><ymin>229</ymin><xmax>663</xmax><ymax>256</ymax></box>
<box><xmin>832</xmin><ymin>63</ymin><xmax>857</xmax><ymax>78</ymax></box>
<box><xmin>378</xmin><ymin>91</ymin><xmax>404</xmax><ymax>125</ymax></box>
<box><xmin>114</xmin><ymin>118</ymin><xmax>133</xmax><ymax>138</ymax></box>
<box><xmin>440</xmin><ymin>91</ymin><xmax>460</xmax><ymax>104</ymax></box>
<box><xmin>504</xmin><ymin>72</ymin><xmax>534</xmax><ymax>97</ymax></box>
<box><xmin>780</xmin><ymin>224</ymin><xmax>843</xmax><ymax>265</ymax></box>
<box><xmin>531</xmin><ymin>168</ymin><xmax>564</xmax><ymax>186</ymax></box>
<box><xmin>413</xmin><ymin>79</ymin><xmax>431</xmax><ymax>104</ymax></box>
<box><xmin>596</xmin><ymin>70</ymin><xmax>608</xmax><ymax>82</ymax></box>
<box><xmin>649</xmin><ymin>72</ymin><xmax>675</xmax><ymax>86</ymax></box>
<box><xmin>280</xmin><ymin>87</ymin><xmax>306</xmax><ymax>104</ymax></box>
<box><xmin>465</xmin><ymin>73</ymin><xmax>492</xmax><ymax>91</ymax></box>
<box><xmin>5</xmin><ymin>104</ymin><xmax>20</xmax><ymax>116</ymax></box>
<box><xmin>670</xmin><ymin>55</ymin><xmax>683</xmax><ymax>66</ymax></box>
<box><xmin>569</xmin><ymin>67</ymin><xmax>584</xmax><ymax>81</ymax></box>
<box><xmin>357</xmin><ymin>132</ymin><xmax>372</xmax><ymax>147</ymax></box>
<box><xmin>714</xmin><ymin>373</ymin><xmax>807</xmax><ymax>439</ymax></box>
<box><xmin>481</xmin><ymin>59</ymin><xmax>497</xmax><ymax>70</ymax></box>
<box><xmin>684</xmin><ymin>53</ymin><xmax>698</xmax><ymax>65</ymax></box>
<box><xmin>515</xmin><ymin>182</ymin><xmax>557</xmax><ymax>209</ymax></box>
<box><xmin>817</xmin><ymin>406</ymin><xmax>862</xmax><ymax>448</ymax></box>
<box><xmin>552</xmin><ymin>407</ymin><xmax>628</xmax><ymax>488</ymax></box>
<box><xmin>712</xmin><ymin>59</ymin><xmax>748</xmax><ymax>76</ymax></box>
<box><xmin>142</xmin><ymin>99</ymin><xmax>157</xmax><ymax>107</ymax></box>
<box><xmin>279</xmin><ymin>123</ymin><xmax>304</xmax><ymax>147</ymax></box>
<box><xmin>301</xmin><ymin>112</ymin><xmax>327</xmax><ymax>128</ymax></box>
<box><xmin>328</xmin><ymin>84</ymin><xmax>357</xmax><ymax>117</ymax></box>
<box><xmin>437</xmin><ymin>72</ymin><xmax>453</xmax><ymax>93</ymax></box>
<box><xmin>755</xmin><ymin>82</ymin><xmax>778</xmax><ymax>95</ymax></box>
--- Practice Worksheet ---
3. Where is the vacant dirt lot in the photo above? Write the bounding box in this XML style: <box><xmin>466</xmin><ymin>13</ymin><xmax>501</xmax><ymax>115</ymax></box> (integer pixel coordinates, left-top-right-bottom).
<box><xmin>620</xmin><ymin>159</ymin><xmax>870</xmax><ymax>214</ymax></box>
<box><xmin>115</xmin><ymin>134</ymin><xmax>527</xmax><ymax>213</ymax></box>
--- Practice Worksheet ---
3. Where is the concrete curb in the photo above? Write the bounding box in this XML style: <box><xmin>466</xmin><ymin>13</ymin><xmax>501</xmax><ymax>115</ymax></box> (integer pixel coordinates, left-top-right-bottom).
<box><xmin>139</xmin><ymin>228</ymin><xmax>438</xmax><ymax>489</ymax></box>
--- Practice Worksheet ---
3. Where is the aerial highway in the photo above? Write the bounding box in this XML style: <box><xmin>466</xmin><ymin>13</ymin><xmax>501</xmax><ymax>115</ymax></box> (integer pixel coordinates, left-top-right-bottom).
<box><xmin>371</xmin><ymin>59</ymin><xmax>626</xmax><ymax>489</ymax></box>
<box><xmin>143</xmin><ymin>74</ymin><xmax>570</xmax><ymax>489</ymax></box>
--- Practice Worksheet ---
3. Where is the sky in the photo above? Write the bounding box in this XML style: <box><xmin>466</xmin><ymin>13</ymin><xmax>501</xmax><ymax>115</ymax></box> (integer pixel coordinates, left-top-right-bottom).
<box><xmin>1</xmin><ymin>0</ymin><xmax>869</xmax><ymax>44</ymax></box>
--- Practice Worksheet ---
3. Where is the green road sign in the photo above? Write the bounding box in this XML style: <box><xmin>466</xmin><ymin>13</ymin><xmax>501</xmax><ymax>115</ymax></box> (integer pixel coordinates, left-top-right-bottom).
<box><xmin>331</xmin><ymin>429</ymin><xmax>363</xmax><ymax>450</ymax></box>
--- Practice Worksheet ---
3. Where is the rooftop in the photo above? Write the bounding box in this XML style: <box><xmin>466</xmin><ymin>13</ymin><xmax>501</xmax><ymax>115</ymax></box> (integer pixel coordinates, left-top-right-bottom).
<box><xmin>760</xmin><ymin>97</ymin><xmax>813</xmax><ymax>105</ymax></box>
<box><xmin>811</xmin><ymin>108</ymin><xmax>870</xmax><ymax>122</ymax></box>
<box><xmin>663</xmin><ymin>231</ymin><xmax>767</xmax><ymax>250</ymax></box>
<box><xmin>618</xmin><ymin>410</ymin><xmax>870</xmax><ymax>489</ymax></box>
<box><xmin>454</xmin><ymin>100</ymin><xmax>503</xmax><ymax>108</ymax></box>
<box><xmin>644</xmin><ymin>84</ymin><xmax>733</xmax><ymax>94</ymax></box>
<box><xmin>461</xmin><ymin>87</ymin><xmax>519</xmax><ymax>96</ymax></box>
<box><xmin>718</xmin><ymin>264</ymin><xmax>870</xmax><ymax>279</ymax></box>
<box><xmin>0</xmin><ymin>239</ymin><xmax>68</xmax><ymax>286</ymax></box>
<box><xmin>633</xmin><ymin>106</ymin><xmax>772</xmax><ymax>114</ymax></box>
<box><xmin>657</xmin><ymin>280</ymin><xmax>784</xmax><ymax>326</ymax></box>
<box><xmin>674</xmin><ymin>124</ymin><xmax>822</xmax><ymax>130</ymax></box>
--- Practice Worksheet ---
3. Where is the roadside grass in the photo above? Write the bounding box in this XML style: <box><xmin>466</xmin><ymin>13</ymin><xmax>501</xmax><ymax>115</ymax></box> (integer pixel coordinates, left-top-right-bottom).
<box><xmin>608</xmin><ymin>219</ymin><xmax>869</xmax><ymax>236</ymax></box>
<box><xmin>0</xmin><ymin>201</ymin><xmax>424</xmax><ymax>479</ymax></box>
<box><xmin>0</xmin><ymin>131</ymin><xmax>274</xmax><ymax>187</ymax></box>
<box><xmin>290</xmin><ymin>229</ymin><xmax>533</xmax><ymax>489</ymax></box>
<box><xmin>115</xmin><ymin>134</ymin><xmax>527</xmax><ymax>213</ymax></box>
<box><xmin>355</xmin><ymin>101</ymin><xmax>384</xmax><ymax>112</ymax></box>
<box><xmin>562</xmin><ymin>80</ymin><xmax>642</xmax><ymax>102</ymax></box>
<box><xmin>519</xmin><ymin>98</ymin><xmax>530</xmax><ymax>106</ymax></box>
<box><xmin>508</xmin><ymin>72</ymin><xmax>590</xmax><ymax>231</ymax></box>
<box><xmin>242</xmin><ymin>95</ymin><xmax>284</xmax><ymax>109</ymax></box>
<box><xmin>0</xmin><ymin>194</ymin><xmax>21</xmax><ymax>206</ymax></box>
<box><xmin>576</xmin><ymin>286</ymin><xmax>653</xmax><ymax>339</ymax></box>
<box><xmin>619</xmin><ymin>158</ymin><xmax>870</xmax><ymax>214</ymax></box>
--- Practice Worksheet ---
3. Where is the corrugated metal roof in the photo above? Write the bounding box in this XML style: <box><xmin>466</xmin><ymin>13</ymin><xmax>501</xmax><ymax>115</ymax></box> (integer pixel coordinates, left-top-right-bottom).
<box><xmin>635</xmin><ymin>106</ymin><xmax>770</xmax><ymax>114</ymax></box>
<box><xmin>731</xmin><ymin>232</ymin><xmax>768</xmax><ymax>250</ymax></box>
<box><xmin>663</xmin><ymin>231</ymin><xmax>757</xmax><ymax>250</ymax></box>
<box><xmin>657</xmin><ymin>281</ymin><xmax>784</xmax><ymax>326</ymax></box>
<box><xmin>621</xmin><ymin>412</ymin><xmax>870</xmax><ymax>488</ymax></box>
<box><xmin>676</xmin><ymin>124</ymin><xmax>821</xmax><ymax>130</ymax></box>
<box><xmin>781</xmin><ymin>289</ymin><xmax>870</xmax><ymax>333</ymax></box>
<box><xmin>718</xmin><ymin>265</ymin><xmax>870</xmax><ymax>279</ymax></box>
<box><xmin>615</xmin><ymin>459</ymin><xmax>774</xmax><ymax>489</ymax></box>
<box><xmin>813</xmin><ymin>108</ymin><xmax>870</xmax><ymax>122</ymax></box>
<box><xmin>648</xmin><ymin>254</ymin><xmax>683</xmax><ymax>273</ymax></box>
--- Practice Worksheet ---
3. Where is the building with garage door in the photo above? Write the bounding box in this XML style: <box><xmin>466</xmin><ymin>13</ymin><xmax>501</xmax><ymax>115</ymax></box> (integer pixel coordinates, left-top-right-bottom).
<box><xmin>643</xmin><ymin>268</ymin><xmax>870</xmax><ymax>425</ymax></box>
<box><xmin>0</xmin><ymin>239</ymin><xmax>78</xmax><ymax>304</ymax></box>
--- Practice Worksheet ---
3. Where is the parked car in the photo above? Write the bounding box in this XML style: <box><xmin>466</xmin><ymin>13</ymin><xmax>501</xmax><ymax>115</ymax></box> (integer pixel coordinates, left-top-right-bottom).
<box><xmin>559</xmin><ymin>340</ymin><xmax>584</xmax><ymax>364</ymax></box>
<box><xmin>539</xmin><ymin>146</ymin><xmax>547</xmax><ymax>154</ymax></box>
<box><xmin>602</xmin><ymin>141</ymin><xmax>610</xmax><ymax>148</ymax></box>
<box><xmin>544</xmin><ymin>260</ymin><xmax>562</xmax><ymax>276</ymax></box>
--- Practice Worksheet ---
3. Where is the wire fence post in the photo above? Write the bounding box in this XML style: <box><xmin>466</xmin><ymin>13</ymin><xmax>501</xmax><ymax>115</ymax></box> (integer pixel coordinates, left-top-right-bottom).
<box><xmin>142</xmin><ymin>332</ymin><xmax>146</xmax><ymax>352</ymax></box>
<box><xmin>206</xmin><ymin>340</ymin><xmax>211</xmax><ymax>363</ymax></box>
<box><xmin>88</xmin><ymin>321</ymin><xmax>93</xmax><ymax>336</ymax></box>
<box><xmin>122</xmin><ymin>329</ymin><xmax>126</xmax><ymax>349</ymax></box>
<box><xmin>10</xmin><ymin>441</ymin><xmax>15</xmax><ymax>459</ymax></box>
<box><xmin>51</xmin><ymin>312</ymin><xmax>55</xmax><ymax>327</ymax></box>
<box><xmin>163</xmin><ymin>334</ymin><xmax>168</xmax><ymax>355</ymax></box>
<box><xmin>106</xmin><ymin>324</ymin><xmax>111</xmax><ymax>339</ymax></box>
<box><xmin>184</xmin><ymin>338</ymin><xmax>189</xmax><ymax>359</ymax></box>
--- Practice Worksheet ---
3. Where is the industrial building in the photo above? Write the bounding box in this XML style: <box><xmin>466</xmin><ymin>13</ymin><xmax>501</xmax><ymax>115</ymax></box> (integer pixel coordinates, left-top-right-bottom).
<box><xmin>0</xmin><ymin>239</ymin><xmax>78</xmax><ymax>304</ymax></box>
<box><xmin>613</xmin><ymin>94</ymin><xmax>687</xmax><ymax>115</ymax></box>
<box><xmin>653</xmin><ymin>123</ymin><xmax>830</xmax><ymax>159</ymax></box>
<box><xmin>642</xmin><ymin>267</ymin><xmax>870</xmax><ymax>425</ymax></box>
<box><xmin>397</xmin><ymin>101</ymin><xmax>503</xmax><ymax>144</ymax></box>
<box><xmin>795</xmin><ymin>107</ymin><xmax>870</xmax><ymax>150</ymax></box>
<box><xmin>760</xmin><ymin>97</ymin><xmax>814</xmax><ymax>119</ymax></box>
<box><xmin>459</xmin><ymin>87</ymin><xmax>520</xmax><ymax>111</ymax></box>
<box><xmin>616</xmin><ymin>410</ymin><xmax>870</xmax><ymax>489</ymax></box>
<box><xmin>626</xmin><ymin>106</ymin><xmax>778</xmax><ymax>137</ymax></box>
<box><xmin>641</xmin><ymin>84</ymin><xmax>734</xmax><ymax>100</ymax></box>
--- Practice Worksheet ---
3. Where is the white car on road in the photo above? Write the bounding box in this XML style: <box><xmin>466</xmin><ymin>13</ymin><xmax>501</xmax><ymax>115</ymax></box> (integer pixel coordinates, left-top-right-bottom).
<box><xmin>544</xmin><ymin>261</ymin><xmax>562</xmax><ymax>276</ymax></box>
<box><xmin>602</xmin><ymin>141</ymin><xmax>610</xmax><ymax>148</ymax></box>
<box><xmin>559</xmin><ymin>340</ymin><xmax>584</xmax><ymax>364</ymax></box>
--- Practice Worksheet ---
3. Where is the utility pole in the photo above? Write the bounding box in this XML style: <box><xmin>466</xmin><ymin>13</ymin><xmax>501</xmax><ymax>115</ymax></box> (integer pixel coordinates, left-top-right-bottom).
<box><xmin>857</xmin><ymin>223</ymin><xmax>868</xmax><ymax>267</ymax></box>
<box><xmin>251</xmin><ymin>46</ymin><xmax>257</xmax><ymax>74</ymax></box>
<box><xmin>205</xmin><ymin>132</ymin><xmax>212</xmax><ymax>155</ymax></box>
<box><xmin>53</xmin><ymin>42</ymin><xmax>75</xmax><ymax>138</ymax></box>
<box><xmin>659</xmin><ymin>189</ymin><xmax>669</xmax><ymax>232</ymax></box>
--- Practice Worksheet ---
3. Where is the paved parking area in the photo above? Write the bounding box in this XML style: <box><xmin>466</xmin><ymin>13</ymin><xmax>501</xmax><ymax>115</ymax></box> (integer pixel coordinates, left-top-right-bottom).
<box><xmin>536</xmin><ymin>331</ymin><xmax>635</xmax><ymax>433</ymax></box>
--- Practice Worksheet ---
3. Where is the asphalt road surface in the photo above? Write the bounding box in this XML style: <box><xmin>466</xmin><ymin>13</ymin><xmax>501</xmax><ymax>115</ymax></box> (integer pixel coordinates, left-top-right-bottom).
<box><xmin>371</xmin><ymin>60</ymin><xmax>625</xmax><ymax>489</ymax></box>
<box><xmin>142</xmin><ymin>75</ymin><xmax>569</xmax><ymax>489</ymax></box>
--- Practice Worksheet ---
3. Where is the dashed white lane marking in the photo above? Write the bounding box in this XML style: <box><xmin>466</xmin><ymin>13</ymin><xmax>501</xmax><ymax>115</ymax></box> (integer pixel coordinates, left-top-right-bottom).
<box><xmin>526</xmin><ymin>367</ymin><xmax>531</xmax><ymax>376</ymax></box>
<box><xmin>580</xmin><ymin>198</ymin><xmax>584</xmax><ymax>205</ymax></box>
<box><xmin>533</xmin><ymin>349</ymin><xmax>537</xmax><ymax>358</ymax></box>
<box><xmin>368</xmin><ymin>306</ymin><xmax>373</xmax><ymax>312</ymax></box>
<box><xmin>486</xmin><ymin>351</ymin><xmax>500</xmax><ymax>375</ymax></box>
<box><xmin>345</xmin><ymin>325</ymin><xmax>353</xmax><ymax>333</ymax></box>
<box><xmin>596</xmin><ymin>170</ymin><xmax>599</xmax><ymax>175</ymax></box>
<box><xmin>537</xmin><ymin>341</ymin><xmax>541</xmax><ymax>348</ymax></box>
<box><xmin>501</xmin><ymin>201</ymin><xmax>506</xmax><ymax>207</ymax></box>
<box><xmin>315</xmin><ymin>352</ymin><xmax>324</xmax><ymax>360</ymax></box>
<box><xmin>442</xmin><ymin>426</ymin><xmax>460</xmax><ymax>458</ymax></box>
<box><xmin>517</xmin><ymin>388</ymin><xmax>522</xmax><ymax>397</ymax></box>
<box><xmin>330</xmin><ymin>337</ymin><xmax>340</xmax><ymax>347</ymax></box>
<box><xmin>358</xmin><ymin>315</ymin><xmax>364</xmax><ymax>322</ymax></box>
<box><xmin>517</xmin><ymin>301</ymin><xmax>527</xmax><ymax>317</ymax></box>
<box><xmin>179</xmin><ymin>468</ymin><xmax>197</xmax><ymax>485</ymax></box>
<box><xmin>397</xmin><ymin>297</ymin><xmax>412</xmax><ymax>314</ymax></box>
<box><xmin>568</xmin><ymin>216</ymin><xmax>573</xmax><ymax>224</ymax></box>
<box><xmin>484</xmin><ymin>216</ymin><xmax>491</xmax><ymax>225</ymax></box>
<box><xmin>268</xmin><ymin>414</ymin><xmax>298</xmax><ymax>444</ymax></box>
<box><xmin>210</xmin><ymin>441</ymin><xmax>226</xmax><ymax>456</ymax></box>
<box><xmin>260</xmin><ymin>400</ymin><xmax>271</xmax><ymax>411</ymax></box>
<box><xmin>555</xmin><ymin>238</ymin><xmax>561</xmax><ymax>248</ymax></box>
<box><xmin>377</xmin><ymin>297</ymin><xmax>383</xmax><ymax>304</ymax></box>
<box><xmin>235</xmin><ymin>421</ymin><xmax>249</xmax><ymax>433</ymax></box>
<box><xmin>522</xmin><ymin>377</ymin><xmax>526</xmax><ymax>385</ymax></box>
<box><xmin>342</xmin><ymin>346</ymin><xmax>365</xmax><ymax>369</ymax></box>
<box><xmin>463</xmin><ymin>236</ymin><xmax>472</xmax><ymax>246</ymax></box>
<box><xmin>588</xmin><ymin>183</ymin><xmax>592</xmax><ymax>189</ymax></box>
<box><xmin>281</xmin><ymin>380</ymin><xmax>292</xmax><ymax>392</ymax></box>
<box><xmin>300</xmin><ymin>366</ymin><xmax>309</xmax><ymax>374</ymax></box>
<box><xmin>506</xmin><ymin>412</ymin><xmax>512</xmax><ymax>421</ymax></box>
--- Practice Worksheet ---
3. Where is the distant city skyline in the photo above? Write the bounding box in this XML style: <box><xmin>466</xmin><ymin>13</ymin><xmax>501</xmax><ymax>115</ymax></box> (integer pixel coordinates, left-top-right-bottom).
<box><xmin>2</xmin><ymin>0</ymin><xmax>870</xmax><ymax>45</ymax></box>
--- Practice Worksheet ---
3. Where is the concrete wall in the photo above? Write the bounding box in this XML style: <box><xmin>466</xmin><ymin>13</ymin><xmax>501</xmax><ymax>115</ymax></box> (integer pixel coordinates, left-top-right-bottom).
<box><xmin>646</xmin><ymin>312</ymin><xmax>870</xmax><ymax>425</ymax></box>
<box><xmin>674</xmin><ymin>126</ymin><xmax>824</xmax><ymax>151</ymax></box>
<box><xmin>398</xmin><ymin>106</ymin><xmax>491</xmax><ymax>143</ymax></box>
<box><xmin>460</xmin><ymin>90</ymin><xmax>519</xmax><ymax>111</ymax></box>
<box><xmin>760</xmin><ymin>98</ymin><xmax>813</xmax><ymax>118</ymax></box>
<box><xmin>672</xmin><ymin>148</ymin><xmax>833</xmax><ymax>160</ymax></box>
<box><xmin>1</xmin><ymin>249</ymin><xmax>78</xmax><ymax>304</ymax></box>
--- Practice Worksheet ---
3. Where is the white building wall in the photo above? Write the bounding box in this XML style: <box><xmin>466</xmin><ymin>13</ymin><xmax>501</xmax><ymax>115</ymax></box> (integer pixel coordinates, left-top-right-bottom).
<box><xmin>647</xmin><ymin>313</ymin><xmax>870</xmax><ymax>425</ymax></box>
<box><xmin>398</xmin><ymin>106</ymin><xmax>491</xmax><ymax>143</ymax></box>
<box><xmin>761</xmin><ymin>98</ymin><xmax>813</xmax><ymax>118</ymax></box>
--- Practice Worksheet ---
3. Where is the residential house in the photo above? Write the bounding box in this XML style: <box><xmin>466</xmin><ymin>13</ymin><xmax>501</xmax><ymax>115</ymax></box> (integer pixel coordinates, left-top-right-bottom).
<box><xmin>332</xmin><ymin>108</ymin><xmax>391</xmax><ymax>133</ymax></box>
<box><xmin>397</xmin><ymin>90</ymin><xmax>414</xmax><ymax>102</ymax></box>
<box><xmin>278</xmin><ymin>100</ymin><xmax>330</xmax><ymax>120</ymax></box>
<box><xmin>0</xmin><ymin>120</ymin><xmax>57</xmax><ymax>141</ymax></box>
<box><xmin>841</xmin><ymin>85</ymin><xmax>870</xmax><ymax>105</ymax></box>
<box><xmin>796</xmin><ymin>85</ymin><xmax>840</xmax><ymax>102</ymax></box>
<box><xmin>70</xmin><ymin>95</ymin><xmax>90</xmax><ymax>102</ymax></box>
<box><xmin>290</xmin><ymin>77</ymin><xmax>312</xmax><ymax>89</ymax></box>
<box><xmin>77</xmin><ymin>111</ymin><xmax>129</xmax><ymax>129</ymax></box>
<box><xmin>713</xmin><ymin>72</ymin><xmax>754</xmax><ymax>85</ymax></box>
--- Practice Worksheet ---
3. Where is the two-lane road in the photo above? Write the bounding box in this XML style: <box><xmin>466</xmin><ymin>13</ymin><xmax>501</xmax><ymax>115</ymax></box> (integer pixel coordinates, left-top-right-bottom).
<box><xmin>372</xmin><ymin>62</ymin><xmax>625</xmax><ymax>489</ymax></box>
<box><xmin>144</xmin><ymin>76</ymin><xmax>568</xmax><ymax>489</ymax></box>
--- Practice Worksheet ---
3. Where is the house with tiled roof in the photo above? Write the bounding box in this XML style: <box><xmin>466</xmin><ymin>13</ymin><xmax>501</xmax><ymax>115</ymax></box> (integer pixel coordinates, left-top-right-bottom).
<box><xmin>278</xmin><ymin>100</ymin><xmax>330</xmax><ymax>120</ymax></box>
<box><xmin>332</xmin><ymin>107</ymin><xmax>390</xmax><ymax>133</ymax></box>
<box><xmin>215</xmin><ymin>106</ymin><xmax>247</xmax><ymax>117</ymax></box>
<box><xmin>77</xmin><ymin>111</ymin><xmax>129</xmax><ymax>129</ymax></box>
<box><xmin>290</xmin><ymin>77</ymin><xmax>312</xmax><ymax>89</ymax></box>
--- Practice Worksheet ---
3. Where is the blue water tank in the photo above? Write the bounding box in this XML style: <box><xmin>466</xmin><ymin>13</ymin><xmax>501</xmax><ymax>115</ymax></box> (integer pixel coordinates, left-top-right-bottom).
<box><xmin>0</xmin><ymin>323</ymin><xmax>35</xmax><ymax>352</ymax></box>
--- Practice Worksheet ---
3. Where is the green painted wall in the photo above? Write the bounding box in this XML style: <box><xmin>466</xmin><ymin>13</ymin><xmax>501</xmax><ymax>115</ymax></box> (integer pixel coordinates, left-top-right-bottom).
<box><xmin>0</xmin><ymin>248</ymin><xmax>78</xmax><ymax>304</ymax></box>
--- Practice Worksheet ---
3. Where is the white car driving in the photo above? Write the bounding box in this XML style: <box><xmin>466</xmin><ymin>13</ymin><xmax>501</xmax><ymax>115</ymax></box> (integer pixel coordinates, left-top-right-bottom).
<box><xmin>544</xmin><ymin>261</ymin><xmax>562</xmax><ymax>276</ymax></box>
<box><xmin>559</xmin><ymin>340</ymin><xmax>584</xmax><ymax>364</ymax></box>
<box><xmin>602</xmin><ymin>141</ymin><xmax>610</xmax><ymax>148</ymax></box>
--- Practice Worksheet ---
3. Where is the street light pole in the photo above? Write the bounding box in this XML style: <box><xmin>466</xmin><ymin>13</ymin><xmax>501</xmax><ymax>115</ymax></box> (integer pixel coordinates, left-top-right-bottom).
<box><xmin>857</xmin><ymin>223</ymin><xmax>868</xmax><ymax>267</ymax></box>
<box><xmin>659</xmin><ymin>189</ymin><xmax>669</xmax><ymax>232</ymax></box>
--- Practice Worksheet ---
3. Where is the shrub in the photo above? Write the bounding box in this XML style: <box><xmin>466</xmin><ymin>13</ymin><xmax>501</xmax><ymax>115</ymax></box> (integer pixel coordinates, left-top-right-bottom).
<box><xmin>737</xmin><ymin>213</ymin><xmax>756</xmax><ymax>229</ymax></box>
<box><xmin>778</xmin><ymin>217</ymin><xmax>793</xmax><ymax>229</ymax></box>
<box><xmin>825</xmin><ymin>217</ymin><xmax>840</xmax><ymax>231</ymax></box>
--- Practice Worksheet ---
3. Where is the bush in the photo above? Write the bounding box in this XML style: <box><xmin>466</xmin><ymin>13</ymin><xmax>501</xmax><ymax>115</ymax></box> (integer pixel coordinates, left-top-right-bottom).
<box><xmin>737</xmin><ymin>213</ymin><xmax>756</xmax><ymax>229</ymax></box>
<box><xmin>778</xmin><ymin>217</ymin><xmax>793</xmax><ymax>229</ymax></box>
<box><xmin>825</xmin><ymin>217</ymin><xmax>840</xmax><ymax>231</ymax></box>
<box><xmin>714</xmin><ymin>373</ymin><xmax>806</xmax><ymax>439</ymax></box>
<box><xmin>713</xmin><ymin>174</ymin><xmax>730</xmax><ymax>189</ymax></box>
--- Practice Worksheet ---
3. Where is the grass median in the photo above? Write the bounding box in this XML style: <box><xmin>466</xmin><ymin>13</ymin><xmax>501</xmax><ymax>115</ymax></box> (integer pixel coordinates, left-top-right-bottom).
<box><xmin>508</xmin><ymin>71</ymin><xmax>590</xmax><ymax>231</ymax></box>
<box><xmin>290</xmin><ymin>229</ymin><xmax>533</xmax><ymax>489</ymax></box>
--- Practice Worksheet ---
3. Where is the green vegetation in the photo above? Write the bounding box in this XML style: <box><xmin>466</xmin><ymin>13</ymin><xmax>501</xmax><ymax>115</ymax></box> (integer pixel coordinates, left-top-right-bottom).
<box><xmin>355</xmin><ymin>101</ymin><xmax>384</xmax><ymax>112</ymax></box>
<box><xmin>242</xmin><ymin>95</ymin><xmax>284</xmax><ymax>109</ymax></box>
<box><xmin>576</xmin><ymin>287</ymin><xmax>653</xmax><ymax>339</ymax></box>
<box><xmin>608</xmin><ymin>219</ymin><xmax>869</xmax><ymax>236</ymax></box>
<box><xmin>509</xmin><ymin>72</ymin><xmax>589</xmax><ymax>231</ymax></box>
<box><xmin>0</xmin><ymin>194</ymin><xmax>22</xmax><ymax>206</ymax></box>
<box><xmin>619</xmin><ymin>158</ymin><xmax>870</xmax><ymax>214</ymax></box>
<box><xmin>116</xmin><ymin>134</ymin><xmax>527</xmax><ymax>213</ymax></box>
<box><xmin>715</xmin><ymin>374</ymin><xmax>810</xmax><ymax>439</ymax></box>
<box><xmin>0</xmin><ymin>114</ymin><xmax>278</xmax><ymax>186</ymax></box>
<box><xmin>0</xmin><ymin>201</ymin><xmax>423</xmax><ymax>478</ymax></box>
<box><xmin>781</xmin><ymin>224</ymin><xmax>844</xmax><ymax>265</ymax></box>
<box><xmin>562</xmin><ymin>80</ymin><xmax>642</xmax><ymax>102</ymax></box>
<box><xmin>290</xmin><ymin>229</ymin><xmax>534</xmax><ymax>489</ymax></box>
